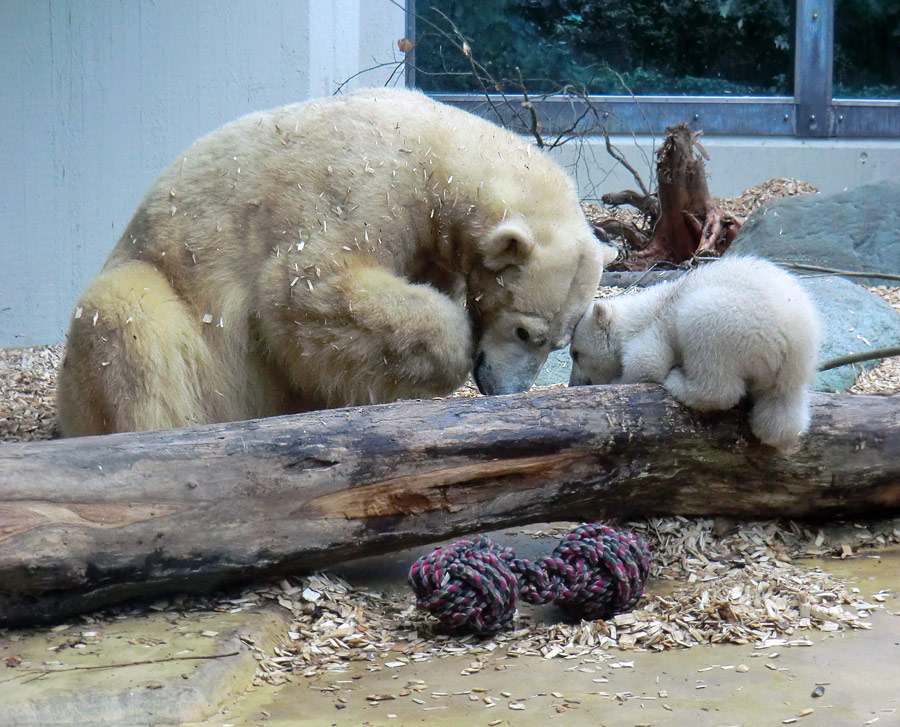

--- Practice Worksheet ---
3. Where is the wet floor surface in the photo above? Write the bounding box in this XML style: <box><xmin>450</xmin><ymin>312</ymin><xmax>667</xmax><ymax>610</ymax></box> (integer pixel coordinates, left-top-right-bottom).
<box><xmin>204</xmin><ymin>548</ymin><xmax>900</xmax><ymax>727</ymax></box>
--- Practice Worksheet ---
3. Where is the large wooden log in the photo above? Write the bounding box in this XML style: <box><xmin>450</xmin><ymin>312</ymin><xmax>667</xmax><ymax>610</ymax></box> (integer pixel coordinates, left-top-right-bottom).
<box><xmin>1</xmin><ymin>385</ymin><xmax>899</xmax><ymax>626</ymax></box>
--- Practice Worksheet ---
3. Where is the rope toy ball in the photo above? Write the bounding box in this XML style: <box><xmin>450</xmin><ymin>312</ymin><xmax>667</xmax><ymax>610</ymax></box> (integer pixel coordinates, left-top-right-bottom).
<box><xmin>407</xmin><ymin>523</ymin><xmax>650</xmax><ymax>635</ymax></box>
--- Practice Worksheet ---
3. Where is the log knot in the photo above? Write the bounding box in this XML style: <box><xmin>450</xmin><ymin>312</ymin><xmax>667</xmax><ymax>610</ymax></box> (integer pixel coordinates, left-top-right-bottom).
<box><xmin>407</xmin><ymin>524</ymin><xmax>650</xmax><ymax>634</ymax></box>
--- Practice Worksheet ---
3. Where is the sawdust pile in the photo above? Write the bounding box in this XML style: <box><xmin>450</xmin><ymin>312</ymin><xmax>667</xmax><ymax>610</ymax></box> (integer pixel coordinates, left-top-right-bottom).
<box><xmin>717</xmin><ymin>177</ymin><xmax>820</xmax><ymax>219</ymax></box>
<box><xmin>0</xmin><ymin>344</ymin><xmax>61</xmax><ymax>442</ymax></box>
<box><xmin>232</xmin><ymin>516</ymin><xmax>899</xmax><ymax>683</ymax></box>
<box><xmin>850</xmin><ymin>286</ymin><xmax>900</xmax><ymax>395</ymax></box>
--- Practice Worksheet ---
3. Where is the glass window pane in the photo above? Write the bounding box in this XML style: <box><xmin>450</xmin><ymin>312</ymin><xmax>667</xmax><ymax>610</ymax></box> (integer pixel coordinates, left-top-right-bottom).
<box><xmin>834</xmin><ymin>0</ymin><xmax>900</xmax><ymax>99</ymax></box>
<box><xmin>413</xmin><ymin>0</ymin><xmax>794</xmax><ymax>96</ymax></box>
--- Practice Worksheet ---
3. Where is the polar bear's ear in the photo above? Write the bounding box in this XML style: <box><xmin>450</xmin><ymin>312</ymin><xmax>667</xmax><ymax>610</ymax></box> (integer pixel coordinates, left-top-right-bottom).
<box><xmin>480</xmin><ymin>220</ymin><xmax>535</xmax><ymax>271</ymax></box>
<box><xmin>593</xmin><ymin>301</ymin><xmax>614</xmax><ymax>328</ymax></box>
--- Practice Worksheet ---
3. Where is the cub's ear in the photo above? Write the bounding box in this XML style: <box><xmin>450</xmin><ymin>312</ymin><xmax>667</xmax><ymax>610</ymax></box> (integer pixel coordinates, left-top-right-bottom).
<box><xmin>593</xmin><ymin>301</ymin><xmax>614</xmax><ymax>327</ymax></box>
<box><xmin>480</xmin><ymin>220</ymin><xmax>535</xmax><ymax>272</ymax></box>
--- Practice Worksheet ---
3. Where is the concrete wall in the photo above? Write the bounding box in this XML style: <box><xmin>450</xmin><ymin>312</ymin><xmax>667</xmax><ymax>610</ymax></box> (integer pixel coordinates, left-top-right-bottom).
<box><xmin>1</xmin><ymin>0</ymin><xmax>898</xmax><ymax>347</ymax></box>
<box><xmin>0</xmin><ymin>0</ymin><xmax>405</xmax><ymax>347</ymax></box>
<box><xmin>553</xmin><ymin>136</ymin><xmax>900</xmax><ymax>204</ymax></box>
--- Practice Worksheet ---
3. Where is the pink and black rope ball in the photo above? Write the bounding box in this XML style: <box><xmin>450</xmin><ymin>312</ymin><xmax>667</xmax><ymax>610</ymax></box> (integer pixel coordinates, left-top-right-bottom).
<box><xmin>408</xmin><ymin>523</ymin><xmax>650</xmax><ymax>635</ymax></box>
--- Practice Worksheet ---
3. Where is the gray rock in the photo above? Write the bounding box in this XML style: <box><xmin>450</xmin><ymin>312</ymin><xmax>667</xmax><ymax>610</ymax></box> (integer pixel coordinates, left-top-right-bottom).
<box><xmin>726</xmin><ymin>177</ymin><xmax>900</xmax><ymax>287</ymax></box>
<box><xmin>802</xmin><ymin>276</ymin><xmax>900</xmax><ymax>392</ymax></box>
<box><xmin>535</xmin><ymin>276</ymin><xmax>900</xmax><ymax>393</ymax></box>
<box><xmin>536</xmin><ymin>347</ymin><xmax>573</xmax><ymax>386</ymax></box>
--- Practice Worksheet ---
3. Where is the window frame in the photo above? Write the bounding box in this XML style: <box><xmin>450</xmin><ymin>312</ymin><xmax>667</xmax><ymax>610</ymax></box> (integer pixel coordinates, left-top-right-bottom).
<box><xmin>406</xmin><ymin>0</ymin><xmax>900</xmax><ymax>138</ymax></box>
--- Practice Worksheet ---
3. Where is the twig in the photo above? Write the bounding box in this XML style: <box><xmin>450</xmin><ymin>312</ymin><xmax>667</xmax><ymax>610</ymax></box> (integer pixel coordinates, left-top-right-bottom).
<box><xmin>692</xmin><ymin>257</ymin><xmax>900</xmax><ymax>285</ymax></box>
<box><xmin>818</xmin><ymin>346</ymin><xmax>900</xmax><ymax>372</ymax></box>
<box><xmin>542</xmin><ymin>85</ymin><xmax>594</xmax><ymax>150</ymax></box>
<box><xmin>333</xmin><ymin>60</ymin><xmax>406</xmax><ymax>95</ymax></box>
<box><xmin>623</xmin><ymin>262</ymin><xmax>677</xmax><ymax>293</ymax></box>
<box><xmin>11</xmin><ymin>650</ymin><xmax>242</xmax><ymax>684</ymax></box>
<box><xmin>602</xmin><ymin>67</ymin><xmax>657</xmax><ymax>180</ymax></box>
<box><xmin>389</xmin><ymin>0</ymin><xmax>660</xmax><ymax>204</ymax></box>
<box><xmin>588</xmin><ymin>107</ymin><xmax>650</xmax><ymax>196</ymax></box>
<box><xmin>429</xmin><ymin>9</ymin><xmax>512</xmax><ymax>128</ymax></box>
<box><xmin>517</xmin><ymin>67</ymin><xmax>544</xmax><ymax>148</ymax></box>
<box><xmin>385</xmin><ymin>0</ymin><xmax>660</xmax><ymax>207</ymax></box>
<box><xmin>592</xmin><ymin>219</ymin><xmax>649</xmax><ymax>250</ymax></box>
<box><xmin>777</xmin><ymin>262</ymin><xmax>900</xmax><ymax>283</ymax></box>
<box><xmin>383</xmin><ymin>57</ymin><xmax>407</xmax><ymax>87</ymax></box>
<box><xmin>562</xmin><ymin>85</ymin><xmax>650</xmax><ymax>196</ymax></box>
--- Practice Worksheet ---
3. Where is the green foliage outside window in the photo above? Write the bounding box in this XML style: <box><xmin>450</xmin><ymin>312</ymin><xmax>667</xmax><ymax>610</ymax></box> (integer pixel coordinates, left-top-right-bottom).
<box><xmin>834</xmin><ymin>0</ymin><xmax>900</xmax><ymax>98</ymax></box>
<box><xmin>415</xmin><ymin>0</ymin><xmax>794</xmax><ymax>95</ymax></box>
<box><xmin>415</xmin><ymin>0</ymin><xmax>899</xmax><ymax>99</ymax></box>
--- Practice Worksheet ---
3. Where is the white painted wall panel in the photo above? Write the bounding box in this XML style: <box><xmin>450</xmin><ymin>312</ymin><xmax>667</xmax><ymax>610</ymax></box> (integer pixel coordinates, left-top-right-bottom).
<box><xmin>0</xmin><ymin>0</ymin><xmax>404</xmax><ymax>347</ymax></box>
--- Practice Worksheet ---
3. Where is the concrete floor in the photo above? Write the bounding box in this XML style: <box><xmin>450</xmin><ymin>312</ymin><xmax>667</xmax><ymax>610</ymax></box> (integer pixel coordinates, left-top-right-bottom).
<box><xmin>206</xmin><ymin>548</ymin><xmax>900</xmax><ymax>727</ymax></box>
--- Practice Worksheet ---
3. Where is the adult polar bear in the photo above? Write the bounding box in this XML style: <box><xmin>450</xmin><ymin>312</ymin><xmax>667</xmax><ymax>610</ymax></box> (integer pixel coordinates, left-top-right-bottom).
<box><xmin>58</xmin><ymin>88</ymin><xmax>607</xmax><ymax>436</ymax></box>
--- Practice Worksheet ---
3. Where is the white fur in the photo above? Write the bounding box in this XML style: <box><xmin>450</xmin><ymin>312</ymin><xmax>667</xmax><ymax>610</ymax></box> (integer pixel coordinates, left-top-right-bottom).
<box><xmin>569</xmin><ymin>257</ymin><xmax>821</xmax><ymax>451</ymax></box>
<box><xmin>57</xmin><ymin>88</ymin><xmax>605</xmax><ymax>436</ymax></box>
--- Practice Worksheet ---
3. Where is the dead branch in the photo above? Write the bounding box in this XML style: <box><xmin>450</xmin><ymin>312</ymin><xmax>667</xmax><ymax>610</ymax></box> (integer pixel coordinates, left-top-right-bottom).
<box><xmin>601</xmin><ymin>190</ymin><xmax>660</xmax><ymax>221</ymax></box>
<box><xmin>778</xmin><ymin>263</ymin><xmax>900</xmax><ymax>283</ymax></box>
<box><xmin>604</xmin><ymin>123</ymin><xmax>742</xmax><ymax>270</ymax></box>
<box><xmin>592</xmin><ymin>219</ymin><xmax>649</xmax><ymax>249</ymax></box>
<box><xmin>819</xmin><ymin>346</ymin><xmax>900</xmax><ymax>372</ymax></box>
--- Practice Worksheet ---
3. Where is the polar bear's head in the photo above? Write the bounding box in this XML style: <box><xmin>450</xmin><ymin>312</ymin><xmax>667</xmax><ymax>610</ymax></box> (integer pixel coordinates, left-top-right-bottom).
<box><xmin>568</xmin><ymin>301</ymin><xmax>623</xmax><ymax>386</ymax></box>
<box><xmin>468</xmin><ymin>217</ymin><xmax>607</xmax><ymax>395</ymax></box>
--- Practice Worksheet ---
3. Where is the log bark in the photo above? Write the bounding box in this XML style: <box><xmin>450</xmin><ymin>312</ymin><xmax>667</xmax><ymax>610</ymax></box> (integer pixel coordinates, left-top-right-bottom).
<box><xmin>1</xmin><ymin>386</ymin><xmax>899</xmax><ymax>626</ymax></box>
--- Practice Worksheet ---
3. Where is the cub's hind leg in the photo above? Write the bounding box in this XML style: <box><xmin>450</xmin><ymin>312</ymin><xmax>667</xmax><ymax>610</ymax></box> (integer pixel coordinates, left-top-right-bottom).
<box><xmin>749</xmin><ymin>389</ymin><xmax>810</xmax><ymax>452</ymax></box>
<box><xmin>663</xmin><ymin>366</ymin><xmax>746</xmax><ymax>412</ymax></box>
<box><xmin>57</xmin><ymin>261</ymin><xmax>224</xmax><ymax>436</ymax></box>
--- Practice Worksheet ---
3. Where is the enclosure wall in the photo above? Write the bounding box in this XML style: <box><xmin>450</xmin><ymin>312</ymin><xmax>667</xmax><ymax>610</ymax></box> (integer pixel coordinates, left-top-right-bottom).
<box><xmin>1</xmin><ymin>0</ymin><xmax>898</xmax><ymax>347</ymax></box>
<box><xmin>0</xmin><ymin>0</ymin><xmax>405</xmax><ymax>348</ymax></box>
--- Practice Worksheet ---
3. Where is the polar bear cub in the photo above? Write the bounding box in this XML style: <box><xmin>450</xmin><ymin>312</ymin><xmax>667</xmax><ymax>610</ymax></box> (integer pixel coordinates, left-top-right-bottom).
<box><xmin>568</xmin><ymin>256</ymin><xmax>821</xmax><ymax>451</ymax></box>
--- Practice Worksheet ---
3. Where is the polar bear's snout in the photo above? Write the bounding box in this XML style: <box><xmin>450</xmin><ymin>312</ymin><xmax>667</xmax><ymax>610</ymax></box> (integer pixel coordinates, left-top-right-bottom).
<box><xmin>472</xmin><ymin>343</ymin><xmax>547</xmax><ymax>396</ymax></box>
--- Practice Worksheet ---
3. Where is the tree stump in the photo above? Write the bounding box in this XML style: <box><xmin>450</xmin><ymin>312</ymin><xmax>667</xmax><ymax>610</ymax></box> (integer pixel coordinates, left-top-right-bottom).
<box><xmin>599</xmin><ymin>123</ymin><xmax>742</xmax><ymax>270</ymax></box>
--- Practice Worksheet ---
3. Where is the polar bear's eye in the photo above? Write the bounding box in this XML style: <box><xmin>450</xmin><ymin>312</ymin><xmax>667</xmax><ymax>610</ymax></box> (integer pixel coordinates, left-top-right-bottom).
<box><xmin>516</xmin><ymin>327</ymin><xmax>530</xmax><ymax>342</ymax></box>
